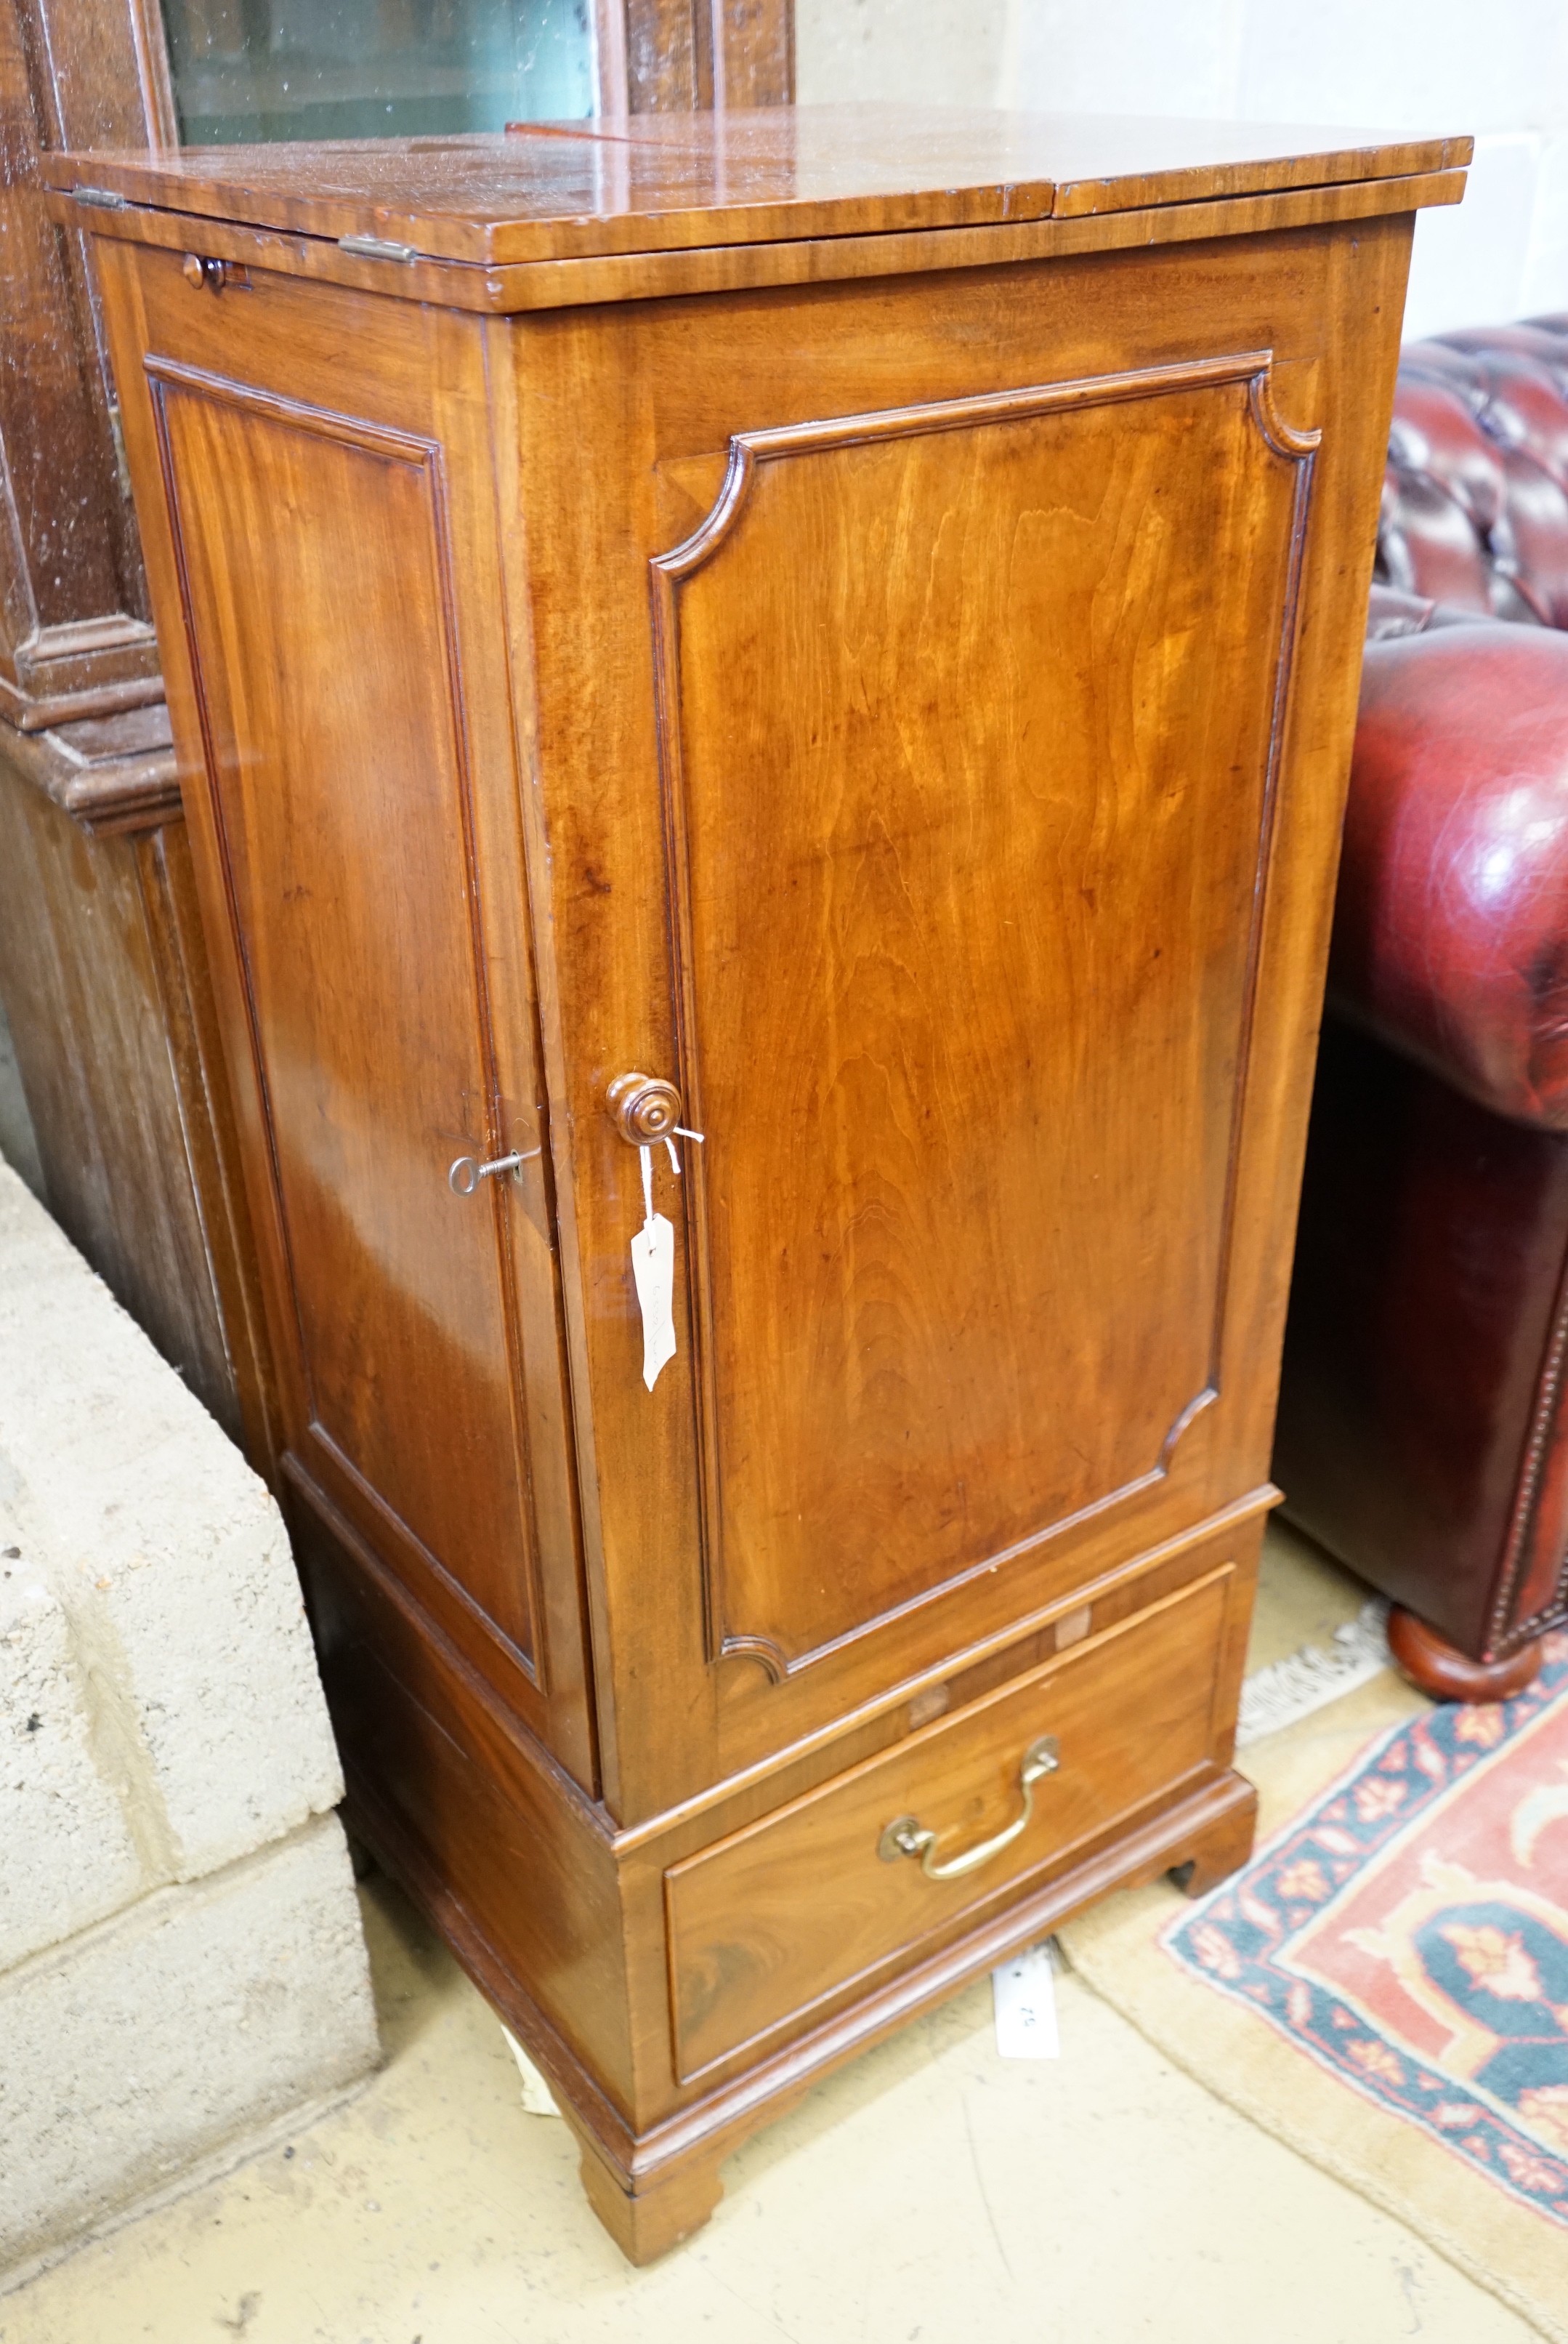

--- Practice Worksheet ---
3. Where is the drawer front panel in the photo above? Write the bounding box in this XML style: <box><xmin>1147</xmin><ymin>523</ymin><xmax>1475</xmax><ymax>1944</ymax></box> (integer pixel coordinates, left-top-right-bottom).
<box><xmin>665</xmin><ymin>1566</ymin><xmax>1233</xmax><ymax>2079</ymax></box>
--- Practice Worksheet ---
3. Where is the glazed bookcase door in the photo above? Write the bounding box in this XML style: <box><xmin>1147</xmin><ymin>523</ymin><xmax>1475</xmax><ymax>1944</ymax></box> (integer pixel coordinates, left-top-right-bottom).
<box><xmin>155</xmin><ymin>0</ymin><xmax>595</xmax><ymax>142</ymax></box>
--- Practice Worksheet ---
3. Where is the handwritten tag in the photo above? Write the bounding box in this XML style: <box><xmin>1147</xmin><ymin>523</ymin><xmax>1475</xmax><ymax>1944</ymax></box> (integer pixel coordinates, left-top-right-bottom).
<box><xmin>631</xmin><ymin>1209</ymin><xmax>676</xmax><ymax>1390</ymax></box>
<box><xmin>992</xmin><ymin>1939</ymin><xmax>1060</xmax><ymax>2060</ymax></box>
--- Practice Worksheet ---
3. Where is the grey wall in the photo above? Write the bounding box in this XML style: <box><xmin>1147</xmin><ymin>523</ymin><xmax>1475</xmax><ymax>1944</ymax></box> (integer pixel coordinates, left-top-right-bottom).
<box><xmin>795</xmin><ymin>0</ymin><xmax>1568</xmax><ymax>340</ymax></box>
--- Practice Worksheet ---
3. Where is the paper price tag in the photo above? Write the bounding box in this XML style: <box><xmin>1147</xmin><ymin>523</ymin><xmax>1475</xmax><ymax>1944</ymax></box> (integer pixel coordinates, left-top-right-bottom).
<box><xmin>631</xmin><ymin>1209</ymin><xmax>676</xmax><ymax>1390</ymax></box>
<box><xmin>992</xmin><ymin>1939</ymin><xmax>1060</xmax><ymax>2060</ymax></box>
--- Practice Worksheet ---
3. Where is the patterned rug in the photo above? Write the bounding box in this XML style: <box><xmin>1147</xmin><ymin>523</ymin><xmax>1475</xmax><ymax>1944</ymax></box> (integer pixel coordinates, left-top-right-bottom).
<box><xmin>1061</xmin><ymin>1632</ymin><xmax>1568</xmax><ymax>2339</ymax></box>
<box><xmin>1171</xmin><ymin>1631</ymin><xmax>1568</xmax><ymax>2223</ymax></box>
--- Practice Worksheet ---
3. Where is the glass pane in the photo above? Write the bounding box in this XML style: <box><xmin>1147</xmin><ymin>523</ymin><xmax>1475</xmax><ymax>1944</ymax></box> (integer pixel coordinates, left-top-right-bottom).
<box><xmin>159</xmin><ymin>0</ymin><xmax>594</xmax><ymax>145</ymax></box>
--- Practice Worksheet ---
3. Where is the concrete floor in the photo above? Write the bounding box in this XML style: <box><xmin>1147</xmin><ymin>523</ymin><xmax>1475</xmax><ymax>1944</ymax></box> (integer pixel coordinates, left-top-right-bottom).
<box><xmin>0</xmin><ymin>1529</ymin><xmax>1544</xmax><ymax>2343</ymax></box>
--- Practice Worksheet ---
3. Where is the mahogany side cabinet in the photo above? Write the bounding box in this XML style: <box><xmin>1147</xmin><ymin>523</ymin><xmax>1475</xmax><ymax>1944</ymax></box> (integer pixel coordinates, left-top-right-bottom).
<box><xmin>49</xmin><ymin>109</ymin><xmax>1466</xmax><ymax>2259</ymax></box>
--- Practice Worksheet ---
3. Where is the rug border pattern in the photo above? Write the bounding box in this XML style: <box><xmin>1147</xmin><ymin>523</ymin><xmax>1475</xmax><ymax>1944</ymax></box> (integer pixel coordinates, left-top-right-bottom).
<box><xmin>1160</xmin><ymin>1633</ymin><xmax>1568</xmax><ymax>2235</ymax></box>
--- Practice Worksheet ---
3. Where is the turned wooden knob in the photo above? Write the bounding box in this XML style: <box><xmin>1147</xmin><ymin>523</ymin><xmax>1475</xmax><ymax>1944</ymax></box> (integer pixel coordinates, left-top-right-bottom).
<box><xmin>1387</xmin><ymin>1606</ymin><xmax>1543</xmax><ymax>1704</ymax></box>
<box><xmin>607</xmin><ymin>1072</ymin><xmax>682</xmax><ymax>1145</ymax></box>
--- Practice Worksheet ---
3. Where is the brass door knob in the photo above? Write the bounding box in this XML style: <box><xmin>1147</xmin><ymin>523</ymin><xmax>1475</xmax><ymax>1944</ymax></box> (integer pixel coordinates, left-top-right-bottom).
<box><xmin>607</xmin><ymin>1072</ymin><xmax>682</xmax><ymax>1145</ymax></box>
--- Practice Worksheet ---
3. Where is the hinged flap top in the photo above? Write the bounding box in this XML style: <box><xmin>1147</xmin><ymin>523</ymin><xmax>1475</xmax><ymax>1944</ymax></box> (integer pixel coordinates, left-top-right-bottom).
<box><xmin>42</xmin><ymin>105</ymin><xmax>1471</xmax><ymax>269</ymax></box>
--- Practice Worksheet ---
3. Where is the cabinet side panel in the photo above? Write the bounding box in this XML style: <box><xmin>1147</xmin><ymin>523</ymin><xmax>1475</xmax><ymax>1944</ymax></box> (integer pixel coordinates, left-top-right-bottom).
<box><xmin>291</xmin><ymin>1491</ymin><xmax>636</xmax><ymax>2111</ymax></box>
<box><xmin>151</xmin><ymin>371</ymin><xmax>541</xmax><ymax>1664</ymax></box>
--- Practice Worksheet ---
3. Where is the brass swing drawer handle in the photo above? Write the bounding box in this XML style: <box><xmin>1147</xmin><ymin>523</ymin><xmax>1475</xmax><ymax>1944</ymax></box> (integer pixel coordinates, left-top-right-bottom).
<box><xmin>877</xmin><ymin>1735</ymin><xmax>1059</xmax><ymax>1882</ymax></box>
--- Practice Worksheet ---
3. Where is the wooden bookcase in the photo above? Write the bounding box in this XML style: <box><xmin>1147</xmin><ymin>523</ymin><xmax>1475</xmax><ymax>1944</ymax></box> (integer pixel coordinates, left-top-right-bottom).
<box><xmin>0</xmin><ymin>0</ymin><xmax>791</xmax><ymax>1451</ymax></box>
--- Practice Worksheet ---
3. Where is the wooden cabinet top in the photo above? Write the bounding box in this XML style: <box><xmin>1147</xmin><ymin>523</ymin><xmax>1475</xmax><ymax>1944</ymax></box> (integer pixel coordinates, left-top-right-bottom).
<box><xmin>46</xmin><ymin>105</ymin><xmax>1470</xmax><ymax>271</ymax></box>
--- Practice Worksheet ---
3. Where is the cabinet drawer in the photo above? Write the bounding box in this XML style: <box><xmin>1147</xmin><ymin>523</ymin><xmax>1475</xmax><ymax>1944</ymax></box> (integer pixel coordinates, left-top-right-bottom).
<box><xmin>665</xmin><ymin>1567</ymin><xmax>1234</xmax><ymax>2079</ymax></box>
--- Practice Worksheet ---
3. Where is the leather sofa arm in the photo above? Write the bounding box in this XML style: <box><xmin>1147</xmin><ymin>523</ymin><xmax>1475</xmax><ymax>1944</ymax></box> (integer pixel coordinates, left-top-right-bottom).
<box><xmin>1333</xmin><ymin>622</ymin><xmax>1568</xmax><ymax>1128</ymax></box>
<box><xmin>1365</xmin><ymin>584</ymin><xmax>1436</xmax><ymax>639</ymax></box>
<box><xmin>1365</xmin><ymin>583</ymin><xmax>1503</xmax><ymax>641</ymax></box>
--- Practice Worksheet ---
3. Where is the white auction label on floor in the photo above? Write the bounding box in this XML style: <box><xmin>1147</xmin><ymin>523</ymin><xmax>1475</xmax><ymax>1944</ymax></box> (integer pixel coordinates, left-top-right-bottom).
<box><xmin>992</xmin><ymin>1939</ymin><xmax>1060</xmax><ymax>2059</ymax></box>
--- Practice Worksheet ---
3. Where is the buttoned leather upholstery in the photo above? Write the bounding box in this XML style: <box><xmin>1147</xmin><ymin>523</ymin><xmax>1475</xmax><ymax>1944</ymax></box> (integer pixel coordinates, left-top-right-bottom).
<box><xmin>1272</xmin><ymin>321</ymin><xmax>1568</xmax><ymax>1678</ymax></box>
<box><xmin>1343</xmin><ymin>324</ymin><xmax>1568</xmax><ymax>1134</ymax></box>
<box><xmin>1378</xmin><ymin>318</ymin><xmax>1568</xmax><ymax>624</ymax></box>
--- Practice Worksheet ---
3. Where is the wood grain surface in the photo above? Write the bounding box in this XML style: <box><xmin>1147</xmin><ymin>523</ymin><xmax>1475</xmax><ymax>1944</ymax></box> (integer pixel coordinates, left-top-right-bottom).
<box><xmin>666</xmin><ymin>1568</ymin><xmax>1235</xmax><ymax>2079</ymax></box>
<box><xmin>0</xmin><ymin>739</ymin><xmax>276</xmax><ymax>1457</ymax></box>
<box><xmin>104</xmin><ymin>249</ymin><xmax>595</xmax><ymax>1777</ymax></box>
<box><xmin>496</xmin><ymin>209</ymin><xmax>1418</xmax><ymax>1816</ymax></box>
<box><xmin>41</xmin><ymin>165</ymin><xmax>1463</xmax><ymax>318</ymax></box>
<box><xmin>76</xmin><ymin>113</ymin><xmax>1460</xmax><ymax>2255</ymax></box>
<box><xmin>43</xmin><ymin>106</ymin><xmax>1469</xmax><ymax>267</ymax></box>
<box><xmin>153</xmin><ymin>374</ymin><xmax>548</xmax><ymax>1660</ymax></box>
<box><xmin>652</xmin><ymin>357</ymin><xmax>1307</xmax><ymax>1678</ymax></box>
<box><xmin>1</xmin><ymin>0</ymin><xmax>163</xmax><ymax>726</ymax></box>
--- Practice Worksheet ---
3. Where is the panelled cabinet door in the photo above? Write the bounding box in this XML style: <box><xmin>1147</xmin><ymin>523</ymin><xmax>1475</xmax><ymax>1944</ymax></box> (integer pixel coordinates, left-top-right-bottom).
<box><xmin>656</xmin><ymin>355</ymin><xmax>1311</xmax><ymax>1669</ymax></box>
<box><xmin>547</xmin><ymin>319</ymin><xmax>1322</xmax><ymax>1815</ymax></box>
<box><xmin>108</xmin><ymin>264</ymin><xmax>592</xmax><ymax>1781</ymax></box>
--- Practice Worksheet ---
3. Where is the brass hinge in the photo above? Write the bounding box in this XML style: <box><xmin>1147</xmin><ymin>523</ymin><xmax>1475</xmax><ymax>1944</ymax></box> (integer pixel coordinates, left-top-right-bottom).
<box><xmin>73</xmin><ymin>186</ymin><xmax>127</xmax><ymax>210</ymax></box>
<box><xmin>337</xmin><ymin>234</ymin><xmax>419</xmax><ymax>263</ymax></box>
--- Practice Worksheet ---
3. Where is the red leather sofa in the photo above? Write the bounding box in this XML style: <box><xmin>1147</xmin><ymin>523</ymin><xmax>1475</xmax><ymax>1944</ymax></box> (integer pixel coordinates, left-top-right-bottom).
<box><xmin>1273</xmin><ymin>318</ymin><xmax>1568</xmax><ymax>1700</ymax></box>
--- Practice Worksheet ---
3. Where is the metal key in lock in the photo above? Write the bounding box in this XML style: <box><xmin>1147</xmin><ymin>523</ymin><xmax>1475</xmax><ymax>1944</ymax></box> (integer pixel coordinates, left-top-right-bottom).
<box><xmin>448</xmin><ymin>1146</ymin><xmax>538</xmax><ymax>1196</ymax></box>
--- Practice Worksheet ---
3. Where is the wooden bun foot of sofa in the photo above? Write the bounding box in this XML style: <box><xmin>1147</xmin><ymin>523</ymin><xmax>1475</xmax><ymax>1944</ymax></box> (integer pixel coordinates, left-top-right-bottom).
<box><xmin>1387</xmin><ymin>1606</ymin><xmax>1544</xmax><ymax>1703</ymax></box>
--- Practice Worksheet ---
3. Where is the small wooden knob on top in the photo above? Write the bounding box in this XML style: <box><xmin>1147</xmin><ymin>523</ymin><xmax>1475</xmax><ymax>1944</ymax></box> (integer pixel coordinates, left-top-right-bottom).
<box><xmin>607</xmin><ymin>1072</ymin><xmax>682</xmax><ymax>1145</ymax></box>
